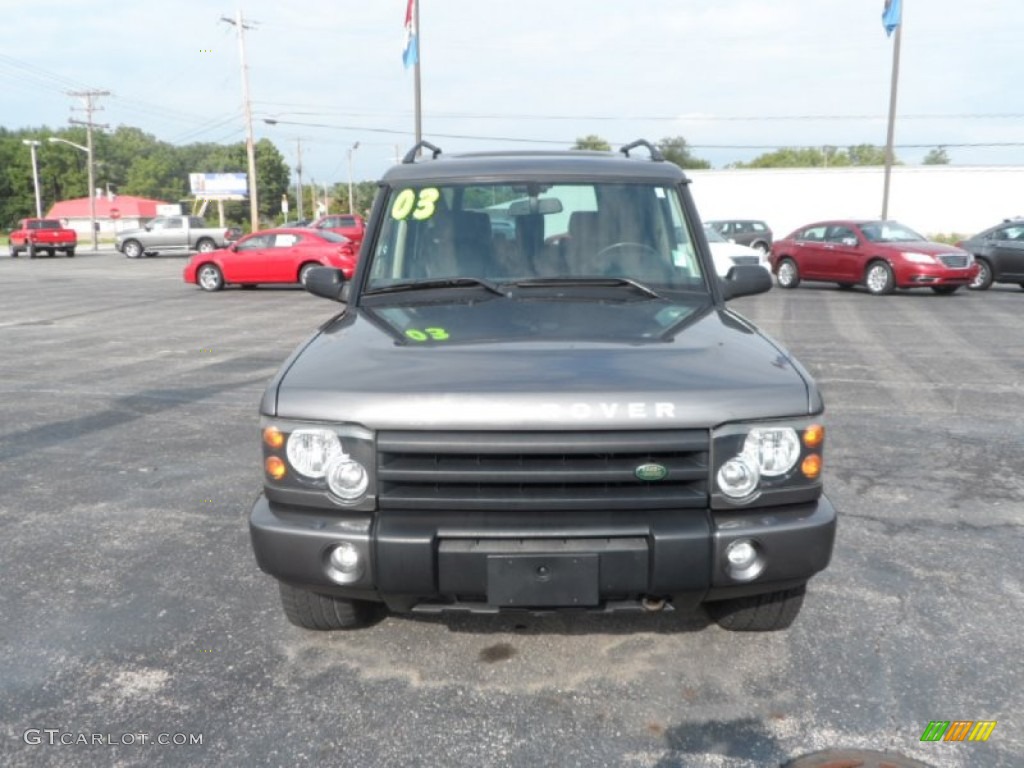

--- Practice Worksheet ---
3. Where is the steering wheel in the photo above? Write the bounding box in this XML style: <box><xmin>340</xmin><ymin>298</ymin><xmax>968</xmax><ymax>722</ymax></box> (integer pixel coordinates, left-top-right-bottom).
<box><xmin>593</xmin><ymin>242</ymin><xmax>672</xmax><ymax>282</ymax></box>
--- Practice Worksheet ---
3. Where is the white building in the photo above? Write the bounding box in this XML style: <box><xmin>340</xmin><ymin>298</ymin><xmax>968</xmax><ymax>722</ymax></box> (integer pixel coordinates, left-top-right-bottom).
<box><xmin>687</xmin><ymin>165</ymin><xmax>1024</xmax><ymax>239</ymax></box>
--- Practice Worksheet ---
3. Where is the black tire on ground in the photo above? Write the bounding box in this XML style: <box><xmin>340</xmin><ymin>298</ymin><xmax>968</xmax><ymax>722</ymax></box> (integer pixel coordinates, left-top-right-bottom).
<box><xmin>65</xmin><ymin>248</ymin><xmax>75</xmax><ymax>258</ymax></box>
<box><xmin>865</xmin><ymin>260</ymin><xmax>895</xmax><ymax>295</ymax></box>
<box><xmin>278</xmin><ymin>582</ymin><xmax>377</xmax><ymax>630</ymax></box>
<box><xmin>707</xmin><ymin>584</ymin><xmax>806</xmax><ymax>631</ymax></box>
<box><xmin>931</xmin><ymin>285</ymin><xmax>959</xmax><ymax>295</ymax></box>
<box><xmin>196</xmin><ymin>238</ymin><xmax>216</xmax><ymax>254</ymax></box>
<box><xmin>837</xmin><ymin>282</ymin><xmax>855</xmax><ymax>290</ymax></box>
<box><xmin>752</xmin><ymin>241</ymin><xmax>770</xmax><ymax>255</ymax></box>
<box><xmin>122</xmin><ymin>239</ymin><xmax>143</xmax><ymax>259</ymax></box>
<box><xmin>28</xmin><ymin>242</ymin><xmax>36</xmax><ymax>259</ymax></box>
<box><xmin>776</xmin><ymin>258</ymin><xmax>800</xmax><ymax>289</ymax></box>
<box><xmin>968</xmin><ymin>258</ymin><xmax>993</xmax><ymax>290</ymax></box>
<box><xmin>46</xmin><ymin>248</ymin><xmax>55</xmax><ymax>258</ymax></box>
<box><xmin>298</xmin><ymin>262</ymin><xmax>320</xmax><ymax>285</ymax></box>
<box><xmin>10</xmin><ymin>246</ymin><xmax>19</xmax><ymax>258</ymax></box>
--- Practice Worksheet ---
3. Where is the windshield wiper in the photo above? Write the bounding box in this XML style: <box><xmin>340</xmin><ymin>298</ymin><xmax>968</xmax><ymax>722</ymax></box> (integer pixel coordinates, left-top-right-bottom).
<box><xmin>510</xmin><ymin>276</ymin><xmax>662</xmax><ymax>299</ymax></box>
<box><xmin>364</xmin><ymin>277</ymin><xmax>506</xmax><ymax>296</ymax></box>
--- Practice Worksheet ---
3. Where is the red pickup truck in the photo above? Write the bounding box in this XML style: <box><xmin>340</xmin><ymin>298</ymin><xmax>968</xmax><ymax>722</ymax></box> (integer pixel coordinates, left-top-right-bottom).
<box><xmin>9</xmin><ymin>218</ymin><xmax>78</xmax><ymax>258</ymax></box>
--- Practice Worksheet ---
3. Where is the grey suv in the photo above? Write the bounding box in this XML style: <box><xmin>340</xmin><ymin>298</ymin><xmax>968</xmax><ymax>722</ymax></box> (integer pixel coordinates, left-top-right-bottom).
<box><xmin>705</xmin><ymin>219</ymin><xmax>773</xmax><ymax>254</ymax></box>
<box><xmin>957</xmin><ymin>218</ymin><xmax>1024</xmax><ymax>290</ymax></box>
<box><xmin>249</xmin><ymin>140</ymin><xmax>836</xmax><ymax>632</ymax></box>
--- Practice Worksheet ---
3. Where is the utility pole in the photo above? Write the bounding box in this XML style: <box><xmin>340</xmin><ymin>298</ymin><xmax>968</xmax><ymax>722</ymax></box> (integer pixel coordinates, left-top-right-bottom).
<box><xmin>222</xmin><ymin>10</ymin><xmax>260</xmax><ymax>232</ymax></box>
<box><xmin>68</xmin><ymin>90</ymin><xmax>110</xmax><ymax>251</ymax></box>
<box><xmin>295</xmin><ymin>138</ymin><xmax>304</xmax><ymax>221</ymax></box>
<box><xmin>347</xmin><ymin>141</ymin><xmax>360</xmax><ymax>215</ymax></box>
<box><xmin>22</xmin><ymin>140</ymin><xmax>42</xmax><ymax>218</ymax></box>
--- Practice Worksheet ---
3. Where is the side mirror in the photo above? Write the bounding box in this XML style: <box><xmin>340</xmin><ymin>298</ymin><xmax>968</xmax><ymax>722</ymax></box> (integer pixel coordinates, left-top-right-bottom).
<box><xmin>721</xmin><ymin>265</ymin><xmax>772</xmax><ymax>300</ymax></box>
<box><xmin>305</xmin><ymin>266</ymin><xmax>347</xmax><ymax>302</ymax></box>
<box><xmin>229</xmin><ymin>243</ymin><xmax>238</xmax><ymax>252</ymax></box>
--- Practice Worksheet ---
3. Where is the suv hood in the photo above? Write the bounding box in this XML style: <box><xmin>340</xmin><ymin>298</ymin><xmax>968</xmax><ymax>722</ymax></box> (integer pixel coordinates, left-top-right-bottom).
<box><xmin>268</xmin><ymin>298</ymin><xmax>818</xmax><ymax>429</ymax></box>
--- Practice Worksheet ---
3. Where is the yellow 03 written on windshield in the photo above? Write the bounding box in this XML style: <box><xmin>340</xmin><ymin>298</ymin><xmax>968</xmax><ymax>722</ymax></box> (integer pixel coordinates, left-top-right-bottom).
<box><xmin>391</xmin><ymin>188</ymin><xmax>440</xmax><ymax>221</ymax></box>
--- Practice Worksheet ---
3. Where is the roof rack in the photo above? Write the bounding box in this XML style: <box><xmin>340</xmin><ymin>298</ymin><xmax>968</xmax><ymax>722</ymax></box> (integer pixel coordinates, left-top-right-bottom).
<box><xmin>402</xmin><ymin>141</ymin><xmax>443</xmax><ymax>164</ymax></box>
<box><xmin>619</xmin><ymin>139</ymin><xmax>664</xmax><ymax>162</ymax></box>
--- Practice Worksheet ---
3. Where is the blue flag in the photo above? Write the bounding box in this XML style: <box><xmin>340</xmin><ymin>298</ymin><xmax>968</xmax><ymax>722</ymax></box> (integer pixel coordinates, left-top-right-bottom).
<box><xmin>882</xmin><ymin>0</ymin><xmax>902</xmax><ymax>37</ymax></box>
<box><xmin>403</xmin><ymin>0</ymin><xmax>418</xmax><ymax>68</ymax></box>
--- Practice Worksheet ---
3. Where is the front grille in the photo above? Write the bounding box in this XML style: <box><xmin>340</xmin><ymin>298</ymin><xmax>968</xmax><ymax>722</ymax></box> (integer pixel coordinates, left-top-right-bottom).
<box><xmin>939</xmin><ymin>253</ymin><xmax>969</xmax><ymax>268</ymax></box>
<box><xmin>377</xmin><ymin>430</ymin><xmax>709</xmax><ymax>511</ymax></box>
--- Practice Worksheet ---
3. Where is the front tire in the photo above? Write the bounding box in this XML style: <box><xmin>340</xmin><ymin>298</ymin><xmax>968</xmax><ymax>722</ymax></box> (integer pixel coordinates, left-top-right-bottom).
<box><xmin>196</xmin><ymin>263</ymin><xmax>224</xmax><ymax>292</ymax></box>
<box><xmin>776</xmin><ymin>258</ymin><xmax>800</xmax><ymax>289</ymax></box>
<box><xmin>28</xmin><ymin>242</ymin><xmax>36</xmax><ymax>259</ymax></box>
<box><xmin>122</xmin><ymin>239</ymin><xmax>143</xmax><ymax>259</ymax></box>
<box><xmin>752</xmin><ymin>241</ymin><xmax>770</xmax><ymax>255</ymax></box>
<box><xmin>298</xmin><ymin>262</ymin><xmax>320</xmax><ymax>286</ymax></box>
<box><xmin>865</xmin><ymin>260</ymin><xmax>895</xmax><ymax>295</ymax></box>
<box><xmin>196</xmin><ymin>238</ymin><xmax>216</xmax><ymax>254</ymax></box>
<box><xmin>707</xmin><ymin>584</ymin><xmax>806</xmax><ymax>631</ymax></box>
<box><xmin>278</xmin><ymin>582</ymin><xmax>376</xmax><ymax>630</ymax></box>
<box><xmin>968</xmin><ymin>258</ymin><xmax>993</xmax><ymax>290</ymax></box>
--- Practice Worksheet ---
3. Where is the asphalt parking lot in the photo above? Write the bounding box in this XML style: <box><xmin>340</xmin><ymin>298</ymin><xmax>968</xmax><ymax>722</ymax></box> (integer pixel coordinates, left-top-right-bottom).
<box><xmin>1</xmin><ymin>250</ymin><xmax>1021</xmax><ymax>768</ymax></box>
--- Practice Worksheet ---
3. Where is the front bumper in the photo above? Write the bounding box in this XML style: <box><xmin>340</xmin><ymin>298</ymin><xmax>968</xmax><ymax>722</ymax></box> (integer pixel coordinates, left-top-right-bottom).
<box><xmin>249</xmin><ymin>494</ymin><xmax>836</xmax><ymax>612</ymax></box>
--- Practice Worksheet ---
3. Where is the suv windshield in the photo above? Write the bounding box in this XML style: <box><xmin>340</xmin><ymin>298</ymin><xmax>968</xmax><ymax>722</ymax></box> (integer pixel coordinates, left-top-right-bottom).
<box><xmin>365</xmin><ymin>181</ymin><xmax>708</xmax><ymax>292</ymax></box>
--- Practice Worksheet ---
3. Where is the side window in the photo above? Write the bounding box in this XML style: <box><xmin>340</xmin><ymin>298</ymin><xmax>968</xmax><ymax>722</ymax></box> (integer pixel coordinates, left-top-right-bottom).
<box><xmin>828</xmin><ymin>226</ymin><xmax>856</xmax><ymax>243</ymax></box>
<box><xmin>752</xmin><ymin>222</ymin><xmax>767</xmax><ymax>232</ymax></box>
<box><xmin>188</xmin><ymin>217</ymin><xmax>205</xmax><ymax>228</ymax></box>
<box><xmin>165</xmin><ymin>219</ymin><xmax>183</xmax><ymax>230</ymax></box>
<box><xmin>802</xmin><ymin>226</ymin><xmax>827</xmax><ymax>242</ymax></box>
<box><xmin>273</xmin><ymin>234</ymin><xmax>298</xmax><ymax>247</ymax></box>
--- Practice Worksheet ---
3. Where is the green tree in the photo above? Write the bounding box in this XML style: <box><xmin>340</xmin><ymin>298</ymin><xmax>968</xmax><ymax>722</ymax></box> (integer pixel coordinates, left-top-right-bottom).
<box><xmin>657</xmin><ymin>136</ymin><xmax>710</xmax><ymax>169</ymax></box>
<box><xmin>572</xmin><ymin>135</ymin><xmax>611</xmax><ymax>151</ymax></box>
<box><xmin>731</xmin><ymin>144</ymin><xmax>897</xmax><ymax>169</ymax></box>
<box><xmin>923</xmin><ymin>146</ymin><xmax>950</xmax><ymax>165</ymax></box>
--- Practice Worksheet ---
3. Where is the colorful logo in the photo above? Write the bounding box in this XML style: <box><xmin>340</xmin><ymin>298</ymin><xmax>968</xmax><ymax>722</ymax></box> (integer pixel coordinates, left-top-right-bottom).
<box><xmin>920</xmin><ymin>720</ymin><xmax>997</xmax><ymax>742</ymax></box>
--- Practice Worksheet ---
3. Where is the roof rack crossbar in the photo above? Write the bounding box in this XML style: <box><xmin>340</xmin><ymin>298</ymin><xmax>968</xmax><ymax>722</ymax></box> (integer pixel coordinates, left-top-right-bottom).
<box><xmin>402</xmin><ymin>141</ymin><xmax>443</xmax><ymax>164</ymax></box>
<box><xmin>619</xmin><ymin>139</ymin><xmax>664</xmax><ymax>162</ymax></box>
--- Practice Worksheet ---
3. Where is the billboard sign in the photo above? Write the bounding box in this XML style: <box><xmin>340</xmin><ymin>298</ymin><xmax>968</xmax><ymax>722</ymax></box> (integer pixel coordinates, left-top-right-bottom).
<box><xmin>189</xmin><ymin>172</ymin><xmax>248</xmax><ymax>200</ymax></box>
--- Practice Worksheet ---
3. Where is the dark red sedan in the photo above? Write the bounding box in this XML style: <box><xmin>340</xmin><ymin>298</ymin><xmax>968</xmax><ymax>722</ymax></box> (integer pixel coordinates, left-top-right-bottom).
<box><xmin>183</xmin><ymin>228</ymin><xmax>357</xmax><ymax>292</ymax></box>
<box><xmin>769</xmin><ymin>220</ymin><xmax>978</xmax><ymax>295</ymax></box>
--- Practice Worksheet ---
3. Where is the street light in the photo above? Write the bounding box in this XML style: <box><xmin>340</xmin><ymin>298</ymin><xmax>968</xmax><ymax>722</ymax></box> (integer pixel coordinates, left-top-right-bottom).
<box><xmin>22</xmin><ymin>140</ymin><xmax>43</xmax><ymax>218</ymax></box>
<box><xmin>48</xmin><ymin>136</ymin><xmax>97</xmax><ymax>251</ymax></box>
<box><xmin>347</xmin><ymin>141</ymin><xmax>360</xmax><ymax>215</ymax></box>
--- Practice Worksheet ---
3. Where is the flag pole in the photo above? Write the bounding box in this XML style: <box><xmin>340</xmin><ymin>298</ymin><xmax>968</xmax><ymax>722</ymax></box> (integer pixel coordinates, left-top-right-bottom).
<box><xmin>414</xmin><ymin>0</ymin><xmax>422</xmax><ymax>146</ymax></box>
<box><xmin>881</xmin><ymin>5</ymin><xmax>902</xmax><ymax>219</ymax></box>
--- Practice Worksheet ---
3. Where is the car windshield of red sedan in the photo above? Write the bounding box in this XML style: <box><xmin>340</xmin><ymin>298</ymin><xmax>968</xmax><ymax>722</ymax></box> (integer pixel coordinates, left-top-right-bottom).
<box><xmin>860</xmin><ymin>221</ymin><xmax>926</xmax><ymax>243</ymax></box>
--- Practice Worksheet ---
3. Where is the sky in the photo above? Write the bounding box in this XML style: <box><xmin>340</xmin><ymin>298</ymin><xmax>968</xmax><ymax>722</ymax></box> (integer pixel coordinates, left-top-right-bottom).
<box><xmin>2</xmin><ymin>0</ymin><xmax>1022</xmax><ymax>187</ymax></box>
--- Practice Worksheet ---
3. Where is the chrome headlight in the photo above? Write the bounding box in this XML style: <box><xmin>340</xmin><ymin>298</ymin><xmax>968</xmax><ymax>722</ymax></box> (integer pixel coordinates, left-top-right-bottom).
<box><xmin>901</xmin><ymin>251</ymin><xmax>936</xmax><ymax>264</ymax></box>
<box><xmin>262</xmin><ymin>420</ymin><xmax>375</xmax><ymax>509</ymax></box>
<box><xmin>712</xmin><ymin>419</ymin><xmax>824</xmax><ymax>507</ymax></box>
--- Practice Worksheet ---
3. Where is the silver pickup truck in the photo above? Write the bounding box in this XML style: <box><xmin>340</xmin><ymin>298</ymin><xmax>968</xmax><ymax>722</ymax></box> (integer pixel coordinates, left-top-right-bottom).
<box><xmin>115</xmin><ymin>215</ymin><xmax>238</xmax><ymax>258</ymax></box>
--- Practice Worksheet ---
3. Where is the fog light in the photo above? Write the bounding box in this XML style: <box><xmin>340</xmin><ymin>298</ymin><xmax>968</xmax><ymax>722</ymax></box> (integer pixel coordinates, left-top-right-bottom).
<box><xmin>326</xmin><ymin>542</ymin><xmax>364</xmax><ymax>583</ymax></box>
<box><xmin>724</xmin><ymin>538</ymin><xmax>764</xmax><ymax>582</ymax></box>
<box><xmin>726</xmin><ymin>539</ymin><xmax>757</xmax><ymax>568</ymax></box>
<box><xmin>325</xmin><ymin>457</ymin><xmax>369</xmax><ymax>502</ymax></box>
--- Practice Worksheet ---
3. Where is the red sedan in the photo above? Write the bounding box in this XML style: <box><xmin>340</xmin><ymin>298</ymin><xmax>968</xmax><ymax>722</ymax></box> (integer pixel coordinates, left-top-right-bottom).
<box><xmin>183</xmin><ymin>228</ymin><xmax>357</xmax><ymax>292</ymax></box>
<box><xmin>769</xmin><ymin>220</ymin><xmax>979</xmax><ymax>295</ymax></box>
